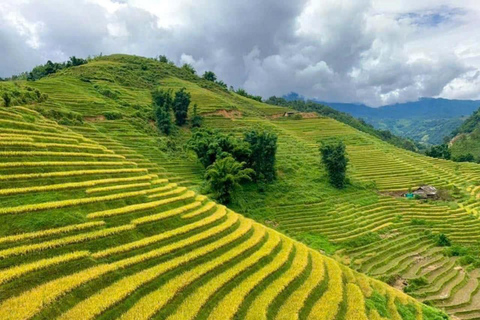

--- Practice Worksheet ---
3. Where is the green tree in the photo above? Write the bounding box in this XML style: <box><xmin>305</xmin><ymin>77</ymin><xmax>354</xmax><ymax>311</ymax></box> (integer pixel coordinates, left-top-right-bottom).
<box><xmin>191</xmin><ymin>104</ymin><xmax>203</xmax><ymax>128</ymax></box>
<box><xmin>453</xmin><ymin>153</ymin><xmax>475</xmax><ymax>163</ymax></box>
<box><xmin>426</xmin><ymin>144</ymin><xmax>451</xmax><ymax>160</ymax></box>
<box><xmin>158</xmin><ymin>55</ymin><xmax>168</xmax><ymax>63</ymax></box>
<box><xmin>173</xmin><ymin>88</ymin><xmax>191</xmax><ymax>126</ymax></box>
<box><xmin>202</xmin><ymin>71</ymin><xmax>217</xmax><ymax>82</ymax></box>
<box><xmin>244</xmin><ymin>129</ymin><xmax>277</xmax><ymax>182</ymax></box>
<box><xmin>205</xmin><ymin>157</ymin><xmax>254</xmax><ymax>203</ymax></box>
<box><xmin>187</xmin><ymin>129</ymin><xmax>250</xmax><ymax>168</ymax></box>
<box><xmin>152</xmin><ymin>88</ymin><xmax>173</xmax><ymax>135</ymax></box>
<box><xmin>436</xmin><ymin>233</ymin><xmax>451</xmax><ymax>247</ymax></box>
<box><xmin>320</xmin><ymin>139</ymin><xmax>349</xmax><ymax>188</ymax></box>
<box><xmin>181</xmin><ymin>63</ymin><xmax>196</xmax><ymax>75</ymax></box>
<box><xmin>155</xmin><ymin>107</ymin><xmax>173</xmax><ymax>135</ymax></box>
<box><xmin>152</xmin><ymin>88</ymin><xmax>173</xmax><ymax>111</ymax></box>
<box><xmin>216</xmin><ymin>80</ymin><xmax>227</xmax><ymax>89</ymax></box>
<box><xmin>67</xmin><ymin>56</ymin><xmax>87</xmax><ymax>67</ymax></box>
<box><xmin>2</xmin><ymin>92</ymin><xmax>11</xmax><ymax>107</ymax></box>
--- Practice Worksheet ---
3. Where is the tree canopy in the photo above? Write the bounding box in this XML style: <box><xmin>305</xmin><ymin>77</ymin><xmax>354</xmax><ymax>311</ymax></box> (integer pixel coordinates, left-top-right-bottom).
<box><xmin>152</xmin><ymin>88</ymin><xmax>173</xmax><ymax>135</ymax></box>
<box><xmin>202</xmin><ymin>71</ymin><xmax>217</xmax><ymax>82</ymax></box>
<box><xmin>173</xmin><ymin>88</ymin><xmax>191</xmax><ymax>126</ymax></box>
<box><xmin>27</xmin><ymin>57</ymin><xmax>87</xmax><ymax>81</ymax></box>
<box><xmin>205</xmin><ymin>156</ymin><xmax>254</xmax><ymax>204</ymax></box>
<box><xmin>320</xmin><ymin>139</ymin><xmax>349</xmax><ymax>189</ymax></box>
<box><xmin>244</xmin><ymin>129</ymin><xmax>277</xmax><ymax>182</ymax></box>
<box><xmin>426</xmin><ymin>144</ymin><xmax>451</xmax><ymax>160</ymax></box>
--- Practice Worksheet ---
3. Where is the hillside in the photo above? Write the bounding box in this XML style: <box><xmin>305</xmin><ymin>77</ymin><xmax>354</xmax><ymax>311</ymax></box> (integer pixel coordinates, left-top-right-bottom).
<box><xmin>284</xmin><ymin>93</ymin><xmax>480</xmax><ymax>145</ymax></box>
<box><xmin>0</xmin><ymin>106</ymin><xmax>444</xmax><ymax>320</ymax></box>
<box><xmin>3</xmin><ymin>54</ymin><xmax>477</xmax><ymax>319</ymax></box>
<box><xmin>449</xmin><ymin>107</ymin><xmax>480</xmax><ymax>159</ymax></box>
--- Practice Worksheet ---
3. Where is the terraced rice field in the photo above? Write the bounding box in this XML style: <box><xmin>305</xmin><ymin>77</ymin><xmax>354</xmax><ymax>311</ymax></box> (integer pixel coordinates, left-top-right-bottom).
<box><xmin>1</xmin><ymin>106</ymin><xmax>440</xmax><ymax>319</ymax></box>
<box><xmin>190</xmin><ymin>115</ymin><xmax>480</xmax><ymax>319</ymax></box>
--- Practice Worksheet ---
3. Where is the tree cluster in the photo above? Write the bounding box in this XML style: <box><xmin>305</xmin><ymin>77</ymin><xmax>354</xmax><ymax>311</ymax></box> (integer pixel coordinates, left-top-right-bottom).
<box><xmin>425</xmin><ymin>144</ymin><xmax>451</xmax><ymax>160</ymax></box>
<box><xmin>426</xmin><ymin>143</ymin><xmax>477</xmax><ymax>163</ymax></box>
<box><xmin>202</xmin><ymin>71</ymin><xmax>228</xmax><ymax>89</ymax></box>
<box><xmin>152</xmin><ymin>87</ymin><xmax>193</xmax><ymax>135</ymax></box>
<box><xmin>320</xmin><ymin>139</ymin><xmax>349</xmax><ymax>189</ymax></box>
<box><xmin>27</xmin><ymin>56</ymin><xmax>87</xmax><ymax>81</ymax></box>
<box><xmin>187</xmin><ymin>128</ymin><xmax>278</xmax><ymax>203</ymax></box>
<box><xmin>235</xmin><ymin>88</ymin><xmax>262</xmax><ymax>102</ymax></box>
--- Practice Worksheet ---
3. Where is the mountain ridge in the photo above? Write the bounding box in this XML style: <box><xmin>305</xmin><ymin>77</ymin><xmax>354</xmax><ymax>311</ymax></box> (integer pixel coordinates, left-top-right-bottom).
<box><xmin>284</xmin><ymin>92</ymin><xmax>480</xmax><ymax>144</ymax></box>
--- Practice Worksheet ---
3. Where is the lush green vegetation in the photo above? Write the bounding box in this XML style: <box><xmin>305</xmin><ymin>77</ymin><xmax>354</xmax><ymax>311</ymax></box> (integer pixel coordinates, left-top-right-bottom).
<box><xmin>205</xmin><ymin>156</ymin><xmax>254</xmax><ymax>203</ymax></box>
<box><xmin>0</xmin><ymin>105</ymin><xmax>436</xmax><ymax>320</ymax></box>
<box><xmin>1</xmin><ymin>54</ymin><xmax>469</xmax><ymax>319</ymax></box>
<box><xmin>266</xmin><ymin>96</ymin><xmax>419</xmax><ymax>151</ymax></box>
<box><xmin>320</xmin><ymin>139</ymin><xmax>349</xmax><ymax>189</ymax></box>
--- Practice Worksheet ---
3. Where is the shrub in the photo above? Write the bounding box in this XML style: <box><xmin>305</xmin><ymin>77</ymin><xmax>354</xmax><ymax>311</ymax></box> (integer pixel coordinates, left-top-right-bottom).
<box><xmin>3</xmin><ymin>92</ymin><xmax>11</xmax><ymax>107</ymax></box>
<box><xmin>453</xmin><ymin>153</ymin><xmax>475</xmax><ymax>163</ymax></box>
<box><xmin>181</xmin><ymin>63</ymin><xmax>196</xmax><ymax>75</ymax></box>
<box><xmin>436</xmin><ymin>233</ymin><xmax>451</xmax><ymax>247</ymax></box>
<box><xmin>404</xmin><ymin>277</ymin><xmax>428</xmax><ymax>293</ymax></box>
<box><xmin>103</xmin><ymin>111</ymin><xmax>122</xmax><ymax>120</ymax></box>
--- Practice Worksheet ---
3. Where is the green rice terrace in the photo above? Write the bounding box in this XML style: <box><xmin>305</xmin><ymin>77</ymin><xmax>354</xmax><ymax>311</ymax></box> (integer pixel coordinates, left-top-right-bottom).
<box><xmin>2</xmin><ymin>54</ymin><xmax>478</xmax><ymax>319</ymax></box>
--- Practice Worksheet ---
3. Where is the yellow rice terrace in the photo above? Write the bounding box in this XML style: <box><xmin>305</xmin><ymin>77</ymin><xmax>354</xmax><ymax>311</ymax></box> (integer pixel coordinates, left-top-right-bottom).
<box><xmin>0</xmin><ymin>54</ymin><xmax>464</xmax><ymax>319</ymax></box>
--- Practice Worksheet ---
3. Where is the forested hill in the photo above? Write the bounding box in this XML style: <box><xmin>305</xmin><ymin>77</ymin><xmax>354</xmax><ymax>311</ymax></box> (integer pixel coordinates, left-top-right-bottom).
<box><xmin>284</xmin><ymin>93</ymin><xmax>480</xmax><ymax>145</ymax></box>
<box><xmin>448</xmin><ymin>106</ymin><xmax>480</xmax><ymax>158</ymax></box>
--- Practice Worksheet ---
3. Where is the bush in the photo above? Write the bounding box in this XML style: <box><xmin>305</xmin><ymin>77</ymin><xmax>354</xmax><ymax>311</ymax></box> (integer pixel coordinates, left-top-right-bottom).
<box><xmin>181</xmin><ymin>63</ymin><xmax>196</xmax><ymax>75</ymax></box>
<box><xmin>2</xmin><ymin>92</ymin><xmax>11</xmax><ymax>107</ymax></box>
<box><xmin>320</xmin><ymin>139</ymin><xmax>349</xmax><ymax>188</ymax></box>
<box><xmin>436</xmin><ymin>233</ymin><xmax>451</xmax><ymax>247</ymax></box>
<box><xmin>453</xmin><ymin>153</ymin><xmax>475</xmax><ymax>163</ymax></box>
<box><xmin>103</xmin><ymin>111</ymin><xmax>122</xmax><ymax>120</ymax></box>
<box><xmin>404</xmin><ymin>277</ymin><xmax>428</xmax><ymax>293</ymax></box>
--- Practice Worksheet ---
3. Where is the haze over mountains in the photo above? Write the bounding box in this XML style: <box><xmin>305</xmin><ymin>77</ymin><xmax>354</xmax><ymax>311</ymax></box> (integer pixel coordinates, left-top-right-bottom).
<box><xmin>284</xmin><ymin>93</ymin><xmax>480</xmax><ymax>145</ymax></box>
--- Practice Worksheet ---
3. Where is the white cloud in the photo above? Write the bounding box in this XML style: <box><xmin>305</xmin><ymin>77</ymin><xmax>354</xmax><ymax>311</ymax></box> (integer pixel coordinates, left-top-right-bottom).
<box><xmin>0</xmin><ymin>0</ymin><xmax>479</xmax><ymax>106</ymax></box>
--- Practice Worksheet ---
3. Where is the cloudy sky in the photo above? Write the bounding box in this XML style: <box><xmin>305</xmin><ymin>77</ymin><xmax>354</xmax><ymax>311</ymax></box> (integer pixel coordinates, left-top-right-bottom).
<box><xmin>1</xmin><ymin>0</ymin><xmax>480</xmax><ymax>106</ymax></box>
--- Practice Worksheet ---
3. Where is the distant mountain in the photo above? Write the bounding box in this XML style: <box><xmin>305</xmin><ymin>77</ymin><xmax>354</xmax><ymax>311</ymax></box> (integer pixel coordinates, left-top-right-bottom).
<box><xmin>283</xmin><ymin>93</ymin><xmax>480</xmax><ymax>144</ymax></box>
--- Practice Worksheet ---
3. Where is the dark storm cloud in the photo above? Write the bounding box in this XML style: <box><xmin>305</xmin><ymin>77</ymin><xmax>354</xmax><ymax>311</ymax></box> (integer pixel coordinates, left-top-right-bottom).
<box><xmin>0</xmin><ymin>0</ymin><xmax>479</xmax><ymax>105</ymax></box>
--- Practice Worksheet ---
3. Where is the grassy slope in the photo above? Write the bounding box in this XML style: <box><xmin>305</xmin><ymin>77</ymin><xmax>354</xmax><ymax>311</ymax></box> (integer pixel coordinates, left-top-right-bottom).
<box><xmin>448</xmin><ymin>107</ymin><xmax>480</xmax><ymax>158</ymax></box>
<box><xmin>2</xmin><ymin>54</ymin><xmax>470</xmax><ymax>318</ymax></box>
<box><xmin>0</xmin><ymin>107</ymin><xmax>440</xmax><ymax>319</ymax></box>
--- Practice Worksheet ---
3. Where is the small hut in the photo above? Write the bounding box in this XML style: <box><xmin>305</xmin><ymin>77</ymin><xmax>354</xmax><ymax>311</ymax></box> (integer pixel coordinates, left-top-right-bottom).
<box><xmin>283</xmin><ymin>111</ymin><xmax>296</xmax><ymax>117</ymax></box>
<box><xmin>412</xmin><ymin>186</ymin><xmax>437</xmax><ymax>199</ymax></box>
